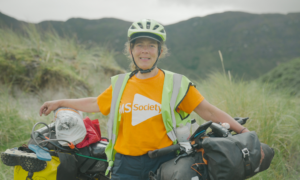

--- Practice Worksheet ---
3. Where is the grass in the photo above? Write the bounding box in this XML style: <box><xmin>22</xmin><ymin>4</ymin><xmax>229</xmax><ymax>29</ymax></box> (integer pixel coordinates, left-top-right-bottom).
<box><xmin>1</xmin><ymin>72</ymin><xmax>299</xmax><ymax>179</ymax></box>
<box><xmin>0</xmin><ymin>25</ymin><xmax>124</xmax><ymax>97</ymax></box>
<box><xmin>260</xmin><ymin>57</ymin><xmax>300</xmax><ymax>97</ymax></box>
<box><xmin>0</xmin><ymin>84</ymin><xmax>111</xmax><ymax>179</ymax></box>
<box><xmin>2</xmin><ymin>72</ymin><xmax>299</xmax><ymax>179</ymax></box>
<box><xmin>0</xmin><ymin>26</ymin><xmax>118</xmax><ymax>178</ymax></box>
<box><xmin>0</xmin><ymin>26</ymin><xmax>299</xmax><ymax>179</ymax></box>
<box><xmin>0</xmin><ymin>85</ymin><xmax>52</xmax><ymax>179</ymax></box>
<box><xmin>191</xmin><ymin>72</ymin><xmax>300</xmax><ymax>179</ymax></box>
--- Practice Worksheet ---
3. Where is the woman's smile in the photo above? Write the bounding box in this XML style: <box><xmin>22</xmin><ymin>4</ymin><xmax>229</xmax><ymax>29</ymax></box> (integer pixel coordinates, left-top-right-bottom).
<box><xmin>140</xmin><ymin>57</ymin><xmax>151</xmax><ymax>61</ymax></box>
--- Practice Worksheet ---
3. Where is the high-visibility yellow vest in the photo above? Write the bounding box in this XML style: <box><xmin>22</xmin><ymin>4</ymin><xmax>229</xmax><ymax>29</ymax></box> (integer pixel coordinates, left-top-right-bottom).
<box><xmin>105</xmin><ymin>69</ymin><xmax>194</xmax><ymax>175</ymax></box>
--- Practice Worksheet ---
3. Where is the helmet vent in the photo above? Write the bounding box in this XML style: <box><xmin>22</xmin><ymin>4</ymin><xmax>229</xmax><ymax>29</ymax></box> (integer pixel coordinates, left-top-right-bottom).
<box><xmin>137</xmin><ymin>23</ymin><xmax>143</xmax><ymax>29</ymax></box>
<box><xmin>146</xmin><ymin>22</ymin><xmax>151</xmax><ymax>29</ymax></box>
<box><xmin>153</xmin><ymin>25</ymin><xmax>159</xmax><ymax>30</ymax></box>
<box><xmin>130</xmin><ymin>25</ymin><xmax>136</xmax><ymax>29</ymax></box>
<box><xmin>160</xmin><ymin>29</ymin><xmax>165</xmax><ymax>33</ymax></box>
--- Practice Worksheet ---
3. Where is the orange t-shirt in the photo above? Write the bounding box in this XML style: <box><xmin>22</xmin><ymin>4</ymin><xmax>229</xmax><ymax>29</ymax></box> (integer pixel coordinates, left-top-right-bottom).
<box><xmin>97</xmin><ymin>70</ymin><xmax>204</xmax><ymax>156</ymax></box>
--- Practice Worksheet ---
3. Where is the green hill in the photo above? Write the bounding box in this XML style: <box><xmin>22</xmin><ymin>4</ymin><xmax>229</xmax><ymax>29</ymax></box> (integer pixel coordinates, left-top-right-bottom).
<box><xmin>260</xmin><ymin>57</ymin><xmax>300</xmax><ymax>96</ymax></box>
<box><xmin>163</xmin><ymin>12</ymin><xmax>300</xmax><ymax>79</ymax></box>
<box><xmin>1</xmin><ymin>11</ymin><xmax>300</xmax><ymax>79</ymax></box>
<box><xmin>0</xmin><ymin>12</ymin><xmax>300</xmax><ymax>179</ymax></box>
<box><xmin>0</xmin><ymin>11</ymin><xmax>30</xmax><ymax>30</ymax></box>
<box><xmin>38</xmin><ymin>17</ymin><xmax>131</xmax><ymax>50</ymax></box>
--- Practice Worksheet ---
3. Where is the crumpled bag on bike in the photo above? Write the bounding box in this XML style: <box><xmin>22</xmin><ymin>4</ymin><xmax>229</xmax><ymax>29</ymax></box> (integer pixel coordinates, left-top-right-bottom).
<box><xmin>151</xmin><ymin>150</ymin><xmax>209</xmax><ymax>180</ymax></box>
<box><xmin>76</xmin><ymin>117</ymin><xmax>102</xmax><ymax>148</ymax></box>
<box><xmin>54</xmin><ymin>107</ymin><xmax>86</xmax><ymax>146</ymax></box>
<box><xmin>202</xmin><ymin>131</ymin><xmax>274</xmax><ymax>180</ymax></box>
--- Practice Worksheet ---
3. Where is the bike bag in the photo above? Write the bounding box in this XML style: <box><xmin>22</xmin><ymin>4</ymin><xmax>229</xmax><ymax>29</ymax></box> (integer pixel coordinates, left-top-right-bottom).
<box><xmin>150</xmin><ymin>149</ymin><xmax>209</xmax><ymax>180</ymax></box>
<box><xmin>202</xmin><ymin>131</ymin><xmax>274</xmax><ymax>180</ymax></box>
<box><xmin>14</xmin><ymin>156</ymin><xmax>60</xmax><ymax>180</ymax></box>
<box><xmin>26</xmin><ymin>131</ymin><xmax>108</xmax><ymax>179</ymax></box>
<box><xmin>76</xmin><ymin>141</ymin><xmax>108</xmax><ymax>174</ymax></box>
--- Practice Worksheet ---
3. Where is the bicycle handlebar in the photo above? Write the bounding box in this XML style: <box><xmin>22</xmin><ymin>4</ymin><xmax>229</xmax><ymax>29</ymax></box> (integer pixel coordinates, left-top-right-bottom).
<box><xmin>148</xmin><ymin>144</ymin><xmax>181</xmax><ymax>159</ymax></box>
<box><xmin>148</xmin><ymin>117</ymin><xmax>249</xmax><ymax>159</ymax></box>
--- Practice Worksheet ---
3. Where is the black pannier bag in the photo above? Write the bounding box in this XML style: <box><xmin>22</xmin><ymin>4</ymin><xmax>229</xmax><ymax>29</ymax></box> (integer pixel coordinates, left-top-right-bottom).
<box><xmin>76</xmin><ymin>142</ymin><xmax>108</xmax><ymax>174</ymax></box>
<box><xmin>28</xmin><ymin>131</ymin><xmax>109</xmax><ymax>180</ymax></box>
<box><xmin>151</xmin><ymin>150</ymin><xmax>209</xmax><ymax>180</ymax></box>
<box><xmin>202</xmin><ymin>131</ymin><xmax>274</xmax><ymax>180</ymax></box>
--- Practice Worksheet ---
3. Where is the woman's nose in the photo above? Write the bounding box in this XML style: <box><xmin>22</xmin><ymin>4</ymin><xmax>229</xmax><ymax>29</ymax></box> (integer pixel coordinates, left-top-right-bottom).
<box><xmin>141</xmin><ymin>46</ymin><xmax>149</xmax><ymax>53</ymax></box>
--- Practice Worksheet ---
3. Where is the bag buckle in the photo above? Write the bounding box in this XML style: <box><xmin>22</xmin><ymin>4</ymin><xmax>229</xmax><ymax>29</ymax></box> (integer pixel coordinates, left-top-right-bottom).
<box><xmin>241</xmin><ymin>148</ymin><xmax>250</xmax><ymax>158</ymax></box>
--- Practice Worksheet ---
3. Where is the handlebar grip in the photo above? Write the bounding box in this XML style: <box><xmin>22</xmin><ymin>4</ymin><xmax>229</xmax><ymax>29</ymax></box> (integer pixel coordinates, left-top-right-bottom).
<box><xmin>35</xmin><ymin>122</ymin><xmax>56</xmax><ymax>135</ymax></box>
<box><xmin>234</xmin><ymin>117</ymin><xmax>249</xmax><ymax>125</ymax></box>
<box><xmin>148</xmin><ymin>144</ymin><xmax>181</xmax><ymax>159</ymax></box>
<box><xmin>210</xmin><ymin>123</ymin><xmax>230</xmax><ymax>137</ymax></box>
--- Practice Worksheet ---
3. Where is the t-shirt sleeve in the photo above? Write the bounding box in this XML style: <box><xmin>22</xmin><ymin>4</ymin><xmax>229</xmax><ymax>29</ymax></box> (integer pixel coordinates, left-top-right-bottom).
<box><xmin>97</xmin><ymin>85</ymin><xmax>112</xmax><ymax>115</ymax></box>
<box><xmin>177</xmin><ymin>85</ymin><xmax>204</xmax><ymax>114</ymax></box>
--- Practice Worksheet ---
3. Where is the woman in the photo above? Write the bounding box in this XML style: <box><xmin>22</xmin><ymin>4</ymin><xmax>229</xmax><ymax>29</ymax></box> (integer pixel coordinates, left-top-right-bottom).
<box><xmin>39</xmin><ymin>19</ymin><xmax>254</xmax><ymax>180</ymax></box>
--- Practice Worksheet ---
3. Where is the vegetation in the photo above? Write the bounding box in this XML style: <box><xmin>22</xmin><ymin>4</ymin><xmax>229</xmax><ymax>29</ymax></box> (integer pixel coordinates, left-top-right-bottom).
<box><xmin>0</xmin><ymin>26</ymin><xmax>124</xmax><ymax>97</ymax></box>
<box><xmin>0</xmin><ymin>86</ymin><xmax>46</xmax><ymax>180</ymax></box>
<box><xmin>0</xmin><ymin>26</ymin><xmax>115</xmax><ymax>179</ymax></box>
<box><xmin>1</xmin><ymin>11</ymin><xmax>300</xmax><ymax>79</ymax></box>
<box><xmin>1</xmin><ymin>71</ymin><xmax>299</xmax><ymax>179</ymax></box>
<box><xmin>191</xmin><ymin>73</ymin><xmax>300</xmax><ymax>179</ymax></box>
<box><xmin>260</xmin><ymin>57</ymin><xmax>300</xmax><ymax>96</ymax></box>
<box><xmin>0</xmin><ymin>21</ymin><xmax>299</xmax><ymax>179</ymax></box>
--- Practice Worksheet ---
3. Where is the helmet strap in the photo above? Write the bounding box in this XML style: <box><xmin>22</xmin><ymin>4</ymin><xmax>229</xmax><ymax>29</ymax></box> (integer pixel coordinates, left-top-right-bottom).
<box><xmin>131</xmin><ymin>45</ymin><xmax>161</xmax><ymax>74</ymax></box>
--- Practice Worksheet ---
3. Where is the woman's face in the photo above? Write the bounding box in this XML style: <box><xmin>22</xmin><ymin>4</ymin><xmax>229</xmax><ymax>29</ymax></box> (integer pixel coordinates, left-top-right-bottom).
<box><xmin>130</xmin><ymin>37</ymin><xmax>161</xmax><ymax>70</ymax></box>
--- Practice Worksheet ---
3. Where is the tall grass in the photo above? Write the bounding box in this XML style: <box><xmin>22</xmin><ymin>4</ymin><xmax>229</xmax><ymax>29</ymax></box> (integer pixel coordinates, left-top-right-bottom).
<box><xmin>0</xmin><ymin>26</ymin><xmax>119</xmax><ymax>178</ymax></box>
<box><xmin>191</xmin><ymin>72</ymin><xmax>300</xmax><ymax>179</ymax></box>
<box><xmin>2</xmin><ymin>71</ymin><xmax>299</xmax><ymax>179</ymax></box>
<box><xmin>1</xmin><ymin>26</ymin><xmax>299</xmax><ymax>179</ymax></box>
<box><xmin>0</xmin><ymin>26</ymin><xmax>123</xmax><ymax>98</ymax></box>
<box><xmin>0</xmin><ymin>85</ymin><xmax>53</xmax><ymax>179</ymax></box>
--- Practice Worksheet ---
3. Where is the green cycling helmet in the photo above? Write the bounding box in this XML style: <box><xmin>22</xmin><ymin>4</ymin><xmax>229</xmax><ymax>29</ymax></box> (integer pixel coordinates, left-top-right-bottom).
<box><xmin>128</xmin><ymin>19</ymin><xmax>166</xmax><ymax>42</ymax></box>
<box><xmin>127</xmin><ymin>19</ymin><xmax>166</xmax><ymax>74</ymax></box>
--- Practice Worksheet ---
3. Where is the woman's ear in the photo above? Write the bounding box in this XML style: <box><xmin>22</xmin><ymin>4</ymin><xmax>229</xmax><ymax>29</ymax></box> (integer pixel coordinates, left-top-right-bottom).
<box><xmin>159</xmin><ymin>48</ymin><xmax>163</xmax><ymax>58</ymax></box>
<box><xmin>129</xmin><ymin>47</ymin><xmax>132</xmax><ymax>56</ymax></box>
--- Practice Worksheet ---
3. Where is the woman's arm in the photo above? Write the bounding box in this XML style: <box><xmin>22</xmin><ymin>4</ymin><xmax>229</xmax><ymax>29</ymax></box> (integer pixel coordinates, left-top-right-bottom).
<box><xmin>39</xmin><ymin>97</ymin><xmax>100</xmax><ymax>116</ymax></box>
<box><xmin>193</xmin><ymin>99</ymin><xmax>249</xmax><ymax>134</ymax></box>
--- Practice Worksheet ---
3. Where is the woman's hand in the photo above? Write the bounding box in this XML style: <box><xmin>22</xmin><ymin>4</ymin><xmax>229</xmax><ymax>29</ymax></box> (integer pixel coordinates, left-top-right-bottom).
<box><xmin>39</xmin><ymin>100</ymin><xmax>61</xmax><ymax>116</ymax></box>
<box><xmin>193</xmin><ymin>99</ymin><xmax>249</xmax><ymax>134</ymax></box>
<box><xmin>39</xmin><ymin>97</ymin><xmax>100</xmax><ymax>117</ymax></box>
<box><xmin>193</xmin><ymin>100</ymin><xmax>265</xmax><ymax>166</ymax></box>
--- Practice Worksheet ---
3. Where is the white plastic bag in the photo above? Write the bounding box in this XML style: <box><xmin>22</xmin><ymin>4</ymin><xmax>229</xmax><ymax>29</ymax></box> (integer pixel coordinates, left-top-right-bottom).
<box><xmin>54</xmin><ymin>107</ymin><xmax>86</xmax><ymax>146</ymax></box>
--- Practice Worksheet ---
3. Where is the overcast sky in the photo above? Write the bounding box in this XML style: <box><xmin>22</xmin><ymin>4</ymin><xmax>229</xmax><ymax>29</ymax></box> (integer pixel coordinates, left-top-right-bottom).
<box><xmin>1</xmin><ymin>0</ymin><xmax>300</xmax><ymax>25</ymax></box>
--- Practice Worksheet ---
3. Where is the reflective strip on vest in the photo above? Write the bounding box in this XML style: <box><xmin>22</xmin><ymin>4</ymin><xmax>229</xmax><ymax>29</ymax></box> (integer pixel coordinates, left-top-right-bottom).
<box><xmin>107</xmin><ymin>74</ymin><xmax>126</xmax><ymax>144</ymax></box>
<box><xmin>168</xmin><ymin>73</ymin><xmax>183</xmax><ymax>142</ymax></box>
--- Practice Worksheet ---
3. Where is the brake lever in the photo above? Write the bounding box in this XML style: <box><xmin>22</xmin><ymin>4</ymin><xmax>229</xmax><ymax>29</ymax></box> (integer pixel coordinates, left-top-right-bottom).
<box><xmin>174</xmin><ymin>152</ymin><xmax>189</xmax><ymax>164</ymax></box>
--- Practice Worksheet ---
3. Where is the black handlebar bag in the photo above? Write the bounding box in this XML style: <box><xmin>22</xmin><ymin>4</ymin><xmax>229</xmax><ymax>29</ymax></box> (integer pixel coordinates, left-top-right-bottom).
<box><xmin>202</xmin><ymin>131</ymin><xmax>274</xmax><ymax>180</ymax></box>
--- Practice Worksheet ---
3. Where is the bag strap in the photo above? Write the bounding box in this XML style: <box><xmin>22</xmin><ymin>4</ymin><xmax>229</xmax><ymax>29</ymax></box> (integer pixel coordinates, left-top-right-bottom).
<box><xmin>26</xmin><ymin>172</ymin><xmax>34</xmax><ymax>180</ymax></box>
<box><xmin>231</xmin><ymin>139</ymin><xmax>252</xmax><ymax>178</ymax></box>
<box><xmin>149</xmin><ymin>171</ymin><xmax>158</xmax><ymax>180</ymax></box>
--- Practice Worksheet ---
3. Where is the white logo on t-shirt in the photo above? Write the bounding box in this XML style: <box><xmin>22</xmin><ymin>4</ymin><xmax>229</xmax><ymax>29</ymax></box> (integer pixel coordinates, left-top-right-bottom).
<box><xmin>119</xmin><ymin>94</ymin><xmax>161</xmax><ymax>126</ymax></box>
